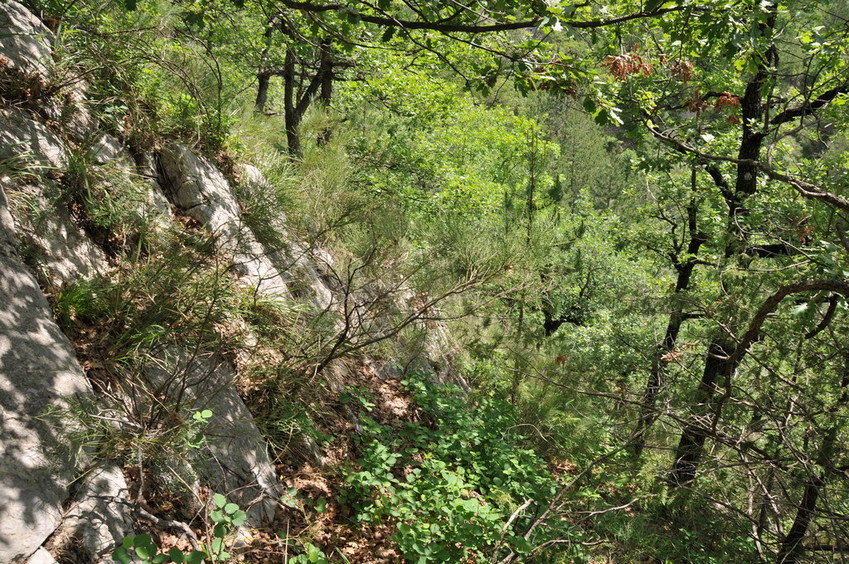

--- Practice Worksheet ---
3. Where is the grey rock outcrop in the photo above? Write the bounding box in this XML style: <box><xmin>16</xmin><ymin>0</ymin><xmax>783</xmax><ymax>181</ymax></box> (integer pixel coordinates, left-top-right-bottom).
<box><xmin>0</xmin><ymin>0</ymin><xmax>53</xmax><ymax>78</ymax></box>
<box><xmin>26</xmin><ymin>548</ymin><xmax>59</xmax><ymax>564</ymax></box>
<box><xmin>48</xmin><ymin>463</ymin><xmax>134</xmax><ymax>562</ymax></box>
<box><xmin>90</xmin><ymin>133</ymin><xmax>129</xmax><ymax>166</ymax></box>
<box><xmin>0</xmin><ymin>180</ymin><xmax>93</xmax><ymax>562</ymax></box>
<box><xmin>0</xmin><ymin>109</ymin><xmax>107</xmax><ymax>284</ymax></box>
<box><xmin>158</xmin><ymin>143</ymin><xmax>292</xmax><ymax>299</ymax></box>
<box><xmin>6</xmin><ymin>180</ymin><xmax>108</xmax><ymax>284</ymax></box>
<box><xmin>0</xmin><ymin>1</ymin><xmax>96</xmax><ymax>141</ymax></box>
<box><xmin>1</xmin><ymin>2</ymin><xmax>459</xmax><ymax>559</ymax></box>
<box><xmin>0</xmin><ymin>1</ymin><xmax>291</xmax><ymax>557</ymax></box>
<box><xmin>0</xmin><ymin>107</ymin><xmax>67</xmax><ymax>170</ymax></box>
<box><xmin>133</xmin><ymin>152</ymin><xmax>173</xmax><ymax>218</ymax></box>
<box><xmin>142</xmin><ymin>349</ymin><xmax>280</xmax><ymax>525</ymax></box>
<box><xmin>236</xmin><ymin>163</ymin><xmax>335</xmax><ymax>310</ymax></box>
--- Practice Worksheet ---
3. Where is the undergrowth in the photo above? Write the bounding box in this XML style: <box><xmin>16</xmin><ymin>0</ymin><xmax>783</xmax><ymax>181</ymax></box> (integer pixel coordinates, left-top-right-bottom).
<box><xmin>342</xmin><ymin>371</ymin><xmax>585</xmax><ymax>562</ymax></box>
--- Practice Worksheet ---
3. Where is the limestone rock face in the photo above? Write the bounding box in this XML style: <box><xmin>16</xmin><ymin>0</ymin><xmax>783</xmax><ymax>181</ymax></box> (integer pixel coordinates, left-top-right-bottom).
<box><xmin>0</xmin><ymin>107</ymin><xmax>67</xmax><ymax>170</ymax></box>
<box><xmin>0</xmin><ymin>109</ymin><xmax>107</xmax><ymax>284</ymax></box>
<box><xmin>26</xmin><ymin>547</ymin><xmax>59</xmax><ymax>564</ymax></box>
<box><xmin>158</xmin><ymin>146</ymin><xmax>337</xmax><ymax>312</ymax></box>
<box><xmin>48</xmin><ymin>463</ymin><xmax>134</xmax><ymax>563</ymax></box>
<box><xmin>0</xmin><ymin>1</ymin><xmax>53</xmax><ymax>78</ymax></box>
<box><xmin>142</xmin><ymin>349</ymin><xmax>280</xmax><ymax>525</ymax></box>
<box><xmin>0</xmin><ymin>3</ymin><xmax>458</xmax><ymax>558</ymax></box>
<box><xmin>7</xmin><ymin>181</ymin><xmax>109</xmax><ymax>284</ymax></box>
<box><xmin>158</xmin><ymin>143</ymin><xmax>292</xmax><ymax>298</ymax></box>
<box><xmin>0</xmin><ymin>182</ymin><xmax>93</xmax><ymax>563</ymax></box>
<box><xmin>90</xmin><ymin>133</ymin><xmax>129</xmax><ymax>165</ymax></box>
<box><xmin>236</xmin><ymin>163</ymin><xmax>335</xmax><ymax>310</ymax></box>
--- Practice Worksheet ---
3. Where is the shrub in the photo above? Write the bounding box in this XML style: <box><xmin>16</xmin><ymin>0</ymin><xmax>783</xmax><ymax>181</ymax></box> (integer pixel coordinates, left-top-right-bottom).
<box><xmin>342</xmin><ymin>372</ymin><xmax>582</xmax><ymax>562</ymax></box>
<box><xmin>112</xmin><ymin>493</ymin><xmax>246</xmax><ymax>563</ymax></box>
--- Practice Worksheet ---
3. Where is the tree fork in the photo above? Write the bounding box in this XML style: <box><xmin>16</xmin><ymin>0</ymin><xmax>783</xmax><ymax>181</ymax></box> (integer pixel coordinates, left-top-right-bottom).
<box><xmin>668</xmin><ymin>281</ymin><xmax>849</xmax><ymax>486</ymax></box>
<box><xmin>632</xmin><ymin>172</ymin><xmax>707</xmax><ymax>456</ymax></box>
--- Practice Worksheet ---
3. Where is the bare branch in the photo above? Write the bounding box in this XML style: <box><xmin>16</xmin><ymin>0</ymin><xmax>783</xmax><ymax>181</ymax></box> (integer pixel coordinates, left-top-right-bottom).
<box><xmin>730</xmin><ymin>280</ymin><xmax>849</xmax><ymax>365</ymax></box>
<box><xmin>771</xmin><ymin>82</ymin><xmax>849</xmax><ymax>126</ymax></box>
<box><xmin>274</xmin><ymin>0</ymin><xmax>687</xmax><ymax>34</ymax></box>
<box><xmin>645</xmin><ymin>122</ymin><xmax>849</xmax><ymax>212</ymax></box>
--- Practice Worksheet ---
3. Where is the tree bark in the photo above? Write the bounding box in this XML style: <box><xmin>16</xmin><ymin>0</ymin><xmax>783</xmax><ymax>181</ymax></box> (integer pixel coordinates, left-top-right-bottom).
<box><xmin>254</xmin><ymin>17</ymin><xmax>279</xmax><ymax>113</ymax></box>
<box><xmin>283</xmin><ymin>48</ymin><xmax>300</xmax><ymax>156</ymax></box>
<box><xmin>255</xmin><ymin>71</ymin><xmax>271</xmax><ymax>112</ymax></box>
<box><xmin>632</xmin><ymin>172</ymin><xmax>707</xmax><ymax>456</ymax></box>
<box><xmin>668</xmin><ymin>4</ymin><xmax>779</xmax><ymax>484</ymax></box>
<box><xmin>318</xmin><ymin>40</ymin><xmax>333</xmax><ymax>105</ymax></box>
<box><xmin>775</xmin><ymin>470</ymin><xmax>825</xmax><ymax>564</ymax></box>
<box><xmin>775</xmin><ymin>355</ymin><xmax>849</xmax><ymax>563</ymax></box>
<box><xmin>669</xmin><ymin>340</ymin><xmax>736</xmax><ymax>486</ymax></box>
<box><xmin>668</xmin><ymin>281</ymin><xmax>849</xmax><ymax>486</ymax></box>
<box><xmin>282</xmin><ymin>40</ymin><xmax>337</xmax><ymax>156</ymax></box>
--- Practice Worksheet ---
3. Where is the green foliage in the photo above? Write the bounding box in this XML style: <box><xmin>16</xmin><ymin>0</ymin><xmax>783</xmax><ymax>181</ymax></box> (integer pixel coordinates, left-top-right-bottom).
<box><xmin>186</xmin><ymin>409</ymin><xmax>213</xmax><ymax>448</ymax></box>
<box><xmin>343</xmin><ymin>66</ymin><xmax>554</xmax><ymax>227</ymax></box>
<box><xmin>113</xmin><ymin>534</ymin><xmax>208</xmax><ymax>564</ymax></box>
<box><xmin>47</xmin><ymin>230</ymin><xmax>254</xmax><ymax>470</ymax></box>
<box><xmin>52</xmin><ymin>238</ymin><xmax>241</xmax><ymax>362</ymax></box>
<box><xmin>342</xmin><ymin>372</ymin><xmax>580</xmax><ymax>562</ymax></box>
<box><xmin>112</xmin><ymin>494</ymin><xmax>244</xmax><ymax>563</ymax></box>
<box><xmin>592</xmin><ymin>493</ymin><xmax>756</xmax><ymax>564</ymax></box>
<box><xmin>22</xmin><ymin>0</ymin><xmax>849</xmax><ymax>561</ymax></box>
<box><xmin>207</xmin><ymin>493</ymin><xmax>247</xmax><ymax>561</ymax></box>
<box><xmin>46</xmin><ymin>0</ymin><xmax>256</xmax><ymax>151</ymax></box>
<box><xmin>288</xmin><ymin>542</ymin><xmax>329</xmax><ymax>564</ymax></box>
<box><xmin>62</xmin><ymin>145</ymin><xmax>164</xmax><ymax>256</ymax></box>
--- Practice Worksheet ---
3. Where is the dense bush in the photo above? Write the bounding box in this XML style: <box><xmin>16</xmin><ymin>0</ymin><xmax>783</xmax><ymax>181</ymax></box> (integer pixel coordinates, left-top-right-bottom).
<box><xmin>342</xmin><ymin>372</ymin><xmax>582</xmax><ymax>562</ymax></box>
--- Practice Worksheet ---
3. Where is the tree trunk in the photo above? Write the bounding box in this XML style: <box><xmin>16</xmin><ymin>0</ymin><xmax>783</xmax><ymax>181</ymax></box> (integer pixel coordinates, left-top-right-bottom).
<box><xmin>284</xmin><ymin>40</ymin><xmax>337</xmax><ymax>155</ymax></box>
<box><xmin>632</xmin><ymin>172</ymin><xmax>707</xmax><ymax>456</ymax></box>
<box><xmin>255</xmin><ymin>71</ymin><xmax>271</xmax><ymax>112</ymax></box>
<box><xmin>669</xmin><ymin>340</ymin><xmax>736</xmax><ymax>486</ymax></box>
<box><xmin>667</xmin><ymin>7</ymin><xmax>778</xmax><ymax>484</ymax></box>
<box><xmin>775</xmin><ymin>473</ymin><xmax>825</xmax><ymax>564</ymax></box>
<box><xmin>775</xmin><ymin>427</ymin><xmax>838</xmax><ymax>564</ymax></box>
<box><xmin>316</xmin><ymin>40</ymin><xmax>334</xmax><ymax>146</ymax></box>
<box><xmin>254</xmin><ymin>17</ymin><xmax>278</xmax><ymax>113</ymax></box>
<box><xmin>318</xmin><ymin>40</ymin><xmax>333</xmax><ymax>105</ymax></box>
<box><xmin>283</xmin><ymin>48</ymin><xmax>301</xmax><ymax>156</ymax></box>
<box><xmin>775</xmin><ymin>356</ymin><xmax>848</xmax><ymax>563</ymax></box>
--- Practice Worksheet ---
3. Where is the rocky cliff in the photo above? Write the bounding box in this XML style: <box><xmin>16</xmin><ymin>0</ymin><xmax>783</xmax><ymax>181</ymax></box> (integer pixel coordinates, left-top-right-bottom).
<box><xmin>0</xmin><ymin>3</ymin><xmax>454</xmax><ymax>561</ymax></box>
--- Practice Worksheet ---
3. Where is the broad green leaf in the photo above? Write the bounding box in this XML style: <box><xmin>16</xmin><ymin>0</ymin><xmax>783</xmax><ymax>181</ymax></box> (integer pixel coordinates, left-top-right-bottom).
<box><xmin>231</xmin><ymin>512</ymin><xmax>247</xmax><ymax>527</ymax></box>
<box><xmin>511</xmin><ymin>535</ymin><xmax>534</xmax><ymax>554</ymax></box>
<box><xmin>112</xmin><ymin>547</ymin><xmax>131</xmax><ymax>564</ymax></box>
<box><xmin>185</xmin><ymin>550</ymin><xmax>207</xmax><ymax>564</ymax></box>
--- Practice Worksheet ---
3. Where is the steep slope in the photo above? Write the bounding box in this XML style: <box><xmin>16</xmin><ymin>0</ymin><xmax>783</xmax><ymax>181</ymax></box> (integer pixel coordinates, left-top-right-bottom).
<box><xmin>0</xmin><ymin>3</ymin><xmax>461</xmax><ymax>561</ymax></box>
